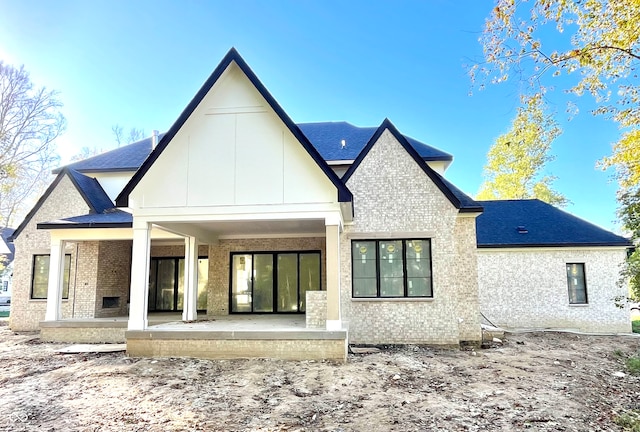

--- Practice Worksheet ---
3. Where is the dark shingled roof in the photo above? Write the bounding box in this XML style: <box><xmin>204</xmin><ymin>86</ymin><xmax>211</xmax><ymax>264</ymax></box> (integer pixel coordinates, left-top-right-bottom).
<box><xmin>0</xmin><ymin>228</ymin><xmax>15</xmax><ymax>263</ymax></box>
<box><xmin>67</xmin><ymin>169</ymin><xmax>114</xmax><ymax>213</ymax></box>
<box><xmin>476</xmin><ymin>199</ymin><xmax>632</xmax><ymax>248</ymax></box>
<box><xmin>37</xmin><ymin>209</ymin><xmax>133</xmax><ymax>230</ymax></box>
<box><xmin>53</xmin><ymin>134</ymin><xmax>164</xmax><ymax>174</ymax></box>
<box><xmin>435</xmin><ymin>173</ymin><xmax>483</xmax><ymax>212</ymax></box>
<box><xmin>54</xmin><ymin>123</ymin><xmax>450</xmax><ymax>174</ymax></box>
<box><xmin>298</xmin><ymin>122</ymin><xmax>452</xmax><ymax>162</ymax></box>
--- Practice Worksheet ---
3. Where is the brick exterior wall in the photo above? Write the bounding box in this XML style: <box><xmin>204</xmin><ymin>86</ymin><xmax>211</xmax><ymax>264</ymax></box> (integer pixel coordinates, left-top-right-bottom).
<box><xmin>94</xmin><ymin>240</ymin><xmax>132</xmax><ymax>317</ymax></box>
<box><xmin>477</xmin><ymin>248</ymin><xmax>631</xmax><ymax>333</ymax></box>
<box><xmin>10</xmin><ymin>175</ymin><xmax>90</xmax><ymax>331</ymax></box>
<box><xmin>126</xmin><ymin>336</ymin><xmax>346</xmax><ymax>361</ymax></box>
<box><xmin>342</xmin><ymin>129</ymin><xmax>482</xmax><ymax>345</ymax></box>
<box><xmin>40</xmin><ymin>326</ymin><xmax>126</xmax><ymax>343</ymax></box>
<box><xmin>306</xmin><ymin>290</ymin><xmax>327</xmax><ymax>329</ymax></box>
<box><xmin>207</xmin><ymin>238</ymin><xmax>326</xmax><ymax>316</ymax></box>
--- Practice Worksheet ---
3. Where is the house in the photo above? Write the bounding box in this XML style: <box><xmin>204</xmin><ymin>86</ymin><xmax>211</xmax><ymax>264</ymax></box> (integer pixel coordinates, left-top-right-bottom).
<box><xmin>0</xmin><ymin>228</ymin><xmax>15</xmax><ymax>305</ymax></box>
<box><xmin>7</xmin><ymin>49</ymin><xmax>632</xmax><ymax>360</ymax></box>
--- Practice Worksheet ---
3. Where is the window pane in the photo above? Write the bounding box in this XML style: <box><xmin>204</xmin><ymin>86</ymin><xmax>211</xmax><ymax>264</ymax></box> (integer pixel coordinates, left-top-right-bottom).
<box><xmin>231</xmin><ymin>254</ymin><xmax>252</xmax><ymax>312</ymax></box>
<box><xmin>32</xmin><ymin>255</ymin><xmax>49</xmax><ymax>299</ymax></box>
<box><xmin>148</xmin><ymin>260</ymin><xmax>157</xmax><ymax>310</ymax></box>
<box><xmin>177</xmin><ymin>259</ymin><xmax>185</xmax><ymax>311</ymax></box>
<box><xmin>380</xmin><ymin>277</ymin><xmax>404</xmax><ymax>297</ymax></box>
<box><xmin>352</xmin><ymin>241</ymin><xmax>377</xmax><ymax>297</ymax></box>
<box><xmin>406</xmin><ymin>240</ymin><xmax>432</xmax><ymax>297</ymax></box>
<box><xmin>566</xmin><ymin>263</ymin><xmax>587</xmax><ymax>304</ymax></box>
<box><xmin>407</xmin><ymin>277</ymin><xmax>432</xmax><ymax>297</ymax></box>
<box><xmin>379</xmin><ymin>241</ymin><xmax>403</xmax><ymax>297</ymax></box>
<box><xmin>299</xmin><ymin>253</ymin><xmax>320</xmax><ymax>312</ymax></box>
<box><xmin>254</xmin><ymin>254</ymin><xmax>274</xmax><ymax>312</ymax></box>
<box><xmin>31</xmin><ymin>255</ymin><xmax>71</xmax><ymax>300</ymax></box>
<box><xmin>353</xmin><ymin>278</ymin><xmax>377</xmax><ymax>297</ymax></box>
<box><xmin>277</xmin><ymin>254</ymin><xmax>298</xmax><ymax>312</ymax></box>
<box><xmin>156</xmin><ymin>259</ymin><xmax>175</xmax><ymax>310</ymax></box>
<box><xmin>62</xmin><ymin>255</ymin><xmax>71</xmax><ymax>299</ymax></box>
<box><xmin>197</xmin><ymin>258</ymin><xmax>208</xmax><ymax>311</ymax></box>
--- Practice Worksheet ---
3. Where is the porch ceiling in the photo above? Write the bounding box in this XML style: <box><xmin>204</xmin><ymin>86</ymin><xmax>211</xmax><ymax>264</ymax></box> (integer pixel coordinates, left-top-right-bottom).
<box><xmin>156</xmin><ymin>218</ymin><xmax>327</xmax><ymax>240</ymax></box>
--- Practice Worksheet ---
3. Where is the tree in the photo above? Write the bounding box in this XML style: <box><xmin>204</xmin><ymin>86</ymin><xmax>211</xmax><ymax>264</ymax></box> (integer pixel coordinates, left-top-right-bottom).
<box><xmin>112</xmin><ymin>124</ymin><xmax>144</xmax><ymax>147</ymax></box>
<box><xmin>477</xmin><ymin>95</ymin><xmax>567</xmax><ymax>206</ymax></box>
<box><xmin>0</xmin><ymin>62</ymin><xmax>65</xmax><ymax>228</ymax></box>
<box><xmin>70</xmin><ymin>146</ymin><xmax>101</xmax><ymax>162</ymax></box>
<box><xmin>473</xmin><ymin>0</ymin><xmax>640</xmax><ymax>297</ymax></box>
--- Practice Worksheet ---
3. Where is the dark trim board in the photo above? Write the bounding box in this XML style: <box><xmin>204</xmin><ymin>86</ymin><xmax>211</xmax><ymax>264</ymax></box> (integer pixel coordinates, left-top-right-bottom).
<box><xmin>478</xmin><ymin>242</ymin><xmax>633</xmax><ymax>248</ymax></box>
<box><xmin>116</xmin><ymin>48</ymin><xmax>353</xmax><ymax>207</ymax></box>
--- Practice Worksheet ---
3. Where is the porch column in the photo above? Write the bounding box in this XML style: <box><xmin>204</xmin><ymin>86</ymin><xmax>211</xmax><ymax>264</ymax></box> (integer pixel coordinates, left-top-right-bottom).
<box><xmin>44</xmin><ymin>237</ymin><xmax>65</xmax><ymax>321</ymax></box>
<box><xmin>128</xmin><ymin>221</ymin><xmax>151</xmax><ymax>331</ymax></box>
<box><xmin>182</xmin><ymin>235</ymin><xmax>198</xmax><ymax>322</ymax></box>
<box><xmin>325</xmin><ymin>219</ymin><xmax>342</xmax><ymax>330</ymax></box>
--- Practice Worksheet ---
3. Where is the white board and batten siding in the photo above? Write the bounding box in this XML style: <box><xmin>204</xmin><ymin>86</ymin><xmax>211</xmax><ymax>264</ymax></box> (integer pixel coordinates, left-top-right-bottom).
<box><xmin>129</xmin><ymin>62</ymin><xmax>337</xmax><ymax>212</ymax></box>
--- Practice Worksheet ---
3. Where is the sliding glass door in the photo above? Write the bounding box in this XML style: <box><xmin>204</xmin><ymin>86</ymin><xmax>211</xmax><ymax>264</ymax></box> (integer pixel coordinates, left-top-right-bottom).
<box><xmin>230</xmin><ymin>251</ymin><xmax>321</xmax><ymax>313</ymax></box>
<box><xmin>148</xmin><ymin>257</ymin><xmax>208</xmax><ymax>312</ymax></box>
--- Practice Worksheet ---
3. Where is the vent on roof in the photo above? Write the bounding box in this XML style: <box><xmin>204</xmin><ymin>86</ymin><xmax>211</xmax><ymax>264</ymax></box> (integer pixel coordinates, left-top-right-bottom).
<box><xmin>151</xmin><ymin>130</ymin><xmax>159</xmax><ymax>149</ymax></box>
<box><xmin>516</xmin><ymin>226</ymin><xmax>528</xmax><ymax>234</ymax></box>
<box><xmin>341</xmin><ymin>139</ymin><xmax>346</xmax><ymax>149</ymax></box>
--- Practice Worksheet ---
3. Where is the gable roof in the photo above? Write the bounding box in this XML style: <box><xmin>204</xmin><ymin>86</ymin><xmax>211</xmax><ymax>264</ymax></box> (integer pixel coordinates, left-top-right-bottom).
<box><xmin>11</xmin><ymin>168</ymin><xmax>114</xmax><ymax>240</ymax></box>
<box><xmin>476</xmin><ymin>199</ymin><xmax>632</xmax><ymax>248</ymax></box>
<box><xmin>342</xmin><ymin>118</ymin><xmax>482</xmax><ymax>213</ymax></box>
<box><xmin>53</xmin><ymin>123</ymin><xmax>449</xmax><ymax>174</ymax></box>
<box><xmin>53</xmin><ymin>134</ymin><xmax>165</xmax><ymax>174</ymax></box>
<box><xmin>297</xmin><ymin>122</ymin><xmax>452</xmax><ymax>162</ymax></box>
<box><xmin>66</xmin><ymin>169</ymin><xmax>114</xmax><ymax>213</ymax></box>
<box><xmin>0</xmin><ymin>228</ymin><xmax>15</xmax><ymax>262</ymax></box>
<box><xmin>115</xmin><ymin>48</ymin><xmax>352</xmax><ymax>207</ymax></box>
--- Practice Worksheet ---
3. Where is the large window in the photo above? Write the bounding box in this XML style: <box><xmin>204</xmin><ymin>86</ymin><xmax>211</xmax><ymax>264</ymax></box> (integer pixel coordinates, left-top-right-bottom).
<box><xmin>566</xmin><ymin>263</ymin><xmax>588</xmax><ymax>304</ymax></box>
<box><xmin>352</xmin><ymin>239</ymin><xmax>432</xmax><ymax>298</ymax></box>
<box><xmin>31</xmin><ymin>254</ymin><xmax>71</xmax><ymax>300</ymax></box>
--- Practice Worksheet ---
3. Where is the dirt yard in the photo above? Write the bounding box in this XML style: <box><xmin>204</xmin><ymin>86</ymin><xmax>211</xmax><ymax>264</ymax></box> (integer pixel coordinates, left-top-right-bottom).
<box><xmin>0</xmin><ymin>321</ymin><xmax>639</xmax><ymax>432</ymax></box>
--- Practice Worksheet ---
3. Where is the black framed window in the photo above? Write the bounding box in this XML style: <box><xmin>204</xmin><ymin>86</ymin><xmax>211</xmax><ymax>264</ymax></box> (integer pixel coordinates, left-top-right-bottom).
<box><xmin>31</xmin><ymin>254</ymin><xmax>71</xmax><ymax>299</ymax></box>
<box><xmin>566</xmin><ymin>263</ymin><xmax>588</xmax><ymax>304</ymax></box>
<box><xmin>352</xmin><ymin>239</ymin><xmax>432</xmax><ymax>298</ymax></box>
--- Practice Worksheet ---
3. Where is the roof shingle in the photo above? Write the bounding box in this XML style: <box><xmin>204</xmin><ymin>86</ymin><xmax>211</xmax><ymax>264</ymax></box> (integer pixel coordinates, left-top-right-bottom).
<box><xmin>476</xmin><ymin>199</ymin><xmax>631</xmax><ymax>247</ymax></box>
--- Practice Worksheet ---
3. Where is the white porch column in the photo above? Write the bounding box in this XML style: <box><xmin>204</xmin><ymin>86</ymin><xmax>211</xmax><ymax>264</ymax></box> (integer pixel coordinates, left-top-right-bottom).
<box><xmin>325</xmin><ymin>217</ymin><xmax>342</xmax><ymax>330</ymax></box>
<box><xmin>44</xmin><ymin>237</ymin><xmax>65</xmax><ymax>321</ymax></box>
<box><xmin>128</xmin><ymin>221</ymin><xmax>151</xmax><ymax>331</ymax></box>
<box><xmin>182</xmin><ymin>235</ymin><xmax>198</xmax><ymax>322</ymax></box>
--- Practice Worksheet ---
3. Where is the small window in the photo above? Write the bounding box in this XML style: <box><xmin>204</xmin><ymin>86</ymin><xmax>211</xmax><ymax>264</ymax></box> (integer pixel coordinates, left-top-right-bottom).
<box><xmin>2</xmin><ymin>281</ymin><xmax>7</xmax><ymax>292</ymax></box>
<box><xmin>31</xmin><ymin>254</ymin><xmax>71</xmax><ymax>300</ymax></box>
<box><xmin>566</xmin><ymin>263</ymin><xmax>587</xmax><ymax>304</ymax></box>
<box><xmin>352</xmin><ymin>239</ymin><xmax>433</xmax><ymax>298</ymax></box>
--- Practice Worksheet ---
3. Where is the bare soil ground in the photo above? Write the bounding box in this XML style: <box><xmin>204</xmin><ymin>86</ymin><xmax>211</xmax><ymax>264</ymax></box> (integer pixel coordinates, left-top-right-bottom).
<box><xmin>1</xmin><ymin>321</ymin><xmax>639</xmax><ymax>432</ymax></box>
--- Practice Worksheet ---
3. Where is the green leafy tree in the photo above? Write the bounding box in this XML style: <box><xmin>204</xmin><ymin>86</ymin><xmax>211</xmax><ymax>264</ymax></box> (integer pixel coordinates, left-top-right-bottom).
<box><xmin>478</xmin><ymin>95</ymin><xmax>567</xmax><ymax>206</ymax></box>
<box><xmin>473</xmin><ymin>0</ymin><xmax>640</xmax><ymax>297</ymax></box>
<box><xmin>0</xmin><ymin>61</ymin><xmax>65</xmax><ymax>228</ymax></box>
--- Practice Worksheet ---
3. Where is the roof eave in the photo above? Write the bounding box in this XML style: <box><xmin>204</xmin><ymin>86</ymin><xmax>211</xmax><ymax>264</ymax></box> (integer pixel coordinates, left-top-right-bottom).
<box><xmin>477</xmin><ymin>242</ymin><xmax>633</xmax><ymax>248</ymax></box>
<box><xmin>37</xmin><ymin>222</ymin><xmax>133</xmax><ymax>230</ymax></box>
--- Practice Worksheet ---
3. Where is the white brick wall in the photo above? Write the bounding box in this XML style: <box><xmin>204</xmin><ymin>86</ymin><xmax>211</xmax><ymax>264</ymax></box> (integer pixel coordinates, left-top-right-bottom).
<box><xmin>477</xmin><ymin>248</ymin><xmax>631</xmax><ymax>333</ymax></box>
<box><xmin>10</xmin><ymin>175</ymin><xmax>91</xmax><ymax>331</ymax></box>
<box><xmin>342</xmin><ymin>129</ymin><xmax>482</xmax><ymax>345</ymax></box>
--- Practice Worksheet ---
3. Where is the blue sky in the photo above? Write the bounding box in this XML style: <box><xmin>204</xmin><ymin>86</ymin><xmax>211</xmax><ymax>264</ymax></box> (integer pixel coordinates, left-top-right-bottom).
<box><xmin>0</xmin><ymin>0</ymin><xmax>622</xmax><ymax>231</ymax></box>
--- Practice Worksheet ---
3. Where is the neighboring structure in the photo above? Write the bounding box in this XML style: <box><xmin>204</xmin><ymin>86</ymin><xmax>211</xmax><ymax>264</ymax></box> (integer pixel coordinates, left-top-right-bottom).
<box><xmin>0</xmin><ymin>228</ymin><xmax>15</xmax><ymax>303</ymax></box>
<box><xmin>7</xmin><ymin>49</ymin><xmax>633</xmax><ymax>360</ymax></box>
